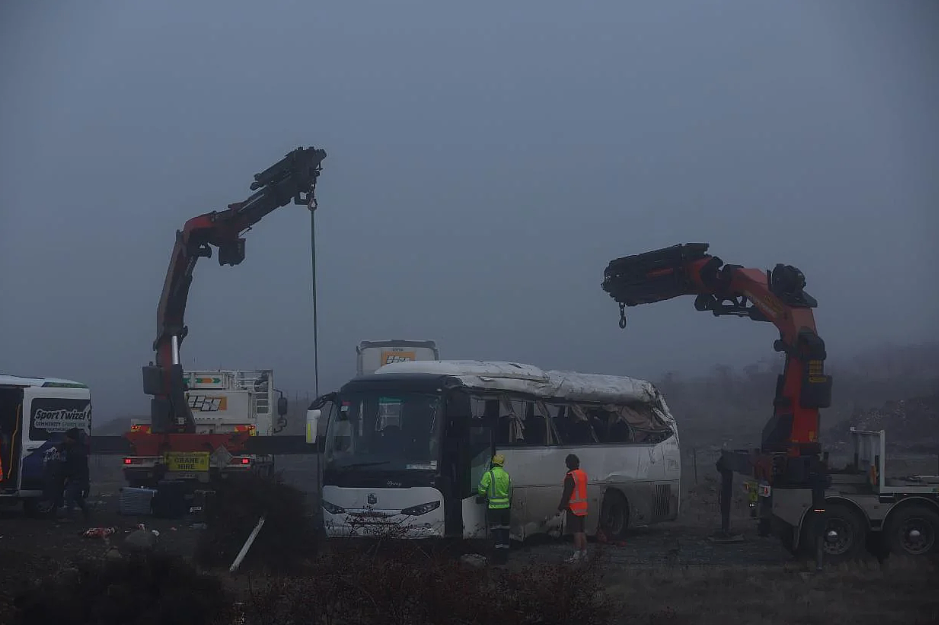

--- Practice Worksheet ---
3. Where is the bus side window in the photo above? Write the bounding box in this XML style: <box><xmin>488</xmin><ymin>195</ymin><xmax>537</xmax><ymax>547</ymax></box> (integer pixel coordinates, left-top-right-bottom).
<box><xmin>587</xmin><ymin>408</ymin><xmax>609</xmax><ymax>443</ymax></box>
<box><xmin>489</xmin><ymin>398</ymin><xmax>514</xmax><ymax>446</ymax></box>
<box><xmin>465</xmin><ymin>397</ymin><xmax>492</xmax><ymax>498</ymax></box>
<box><xmin>607</xmin><ymin>417</ymin><xmax>632</xmax><ymax>443</ymax></box>
<box><xmin>551</xmin><ymin>405</ymin><xmax>569</xmax><ymax>445</ymax></box>
<box><xmin>523</xmin><ymin>401</ymin><xmax>548</xmax><ymax>446</ymax></box>
<box><xmin>566</xmin><ymin>404</ymin><xmax>599</xmax><ymax>445</ymax></box>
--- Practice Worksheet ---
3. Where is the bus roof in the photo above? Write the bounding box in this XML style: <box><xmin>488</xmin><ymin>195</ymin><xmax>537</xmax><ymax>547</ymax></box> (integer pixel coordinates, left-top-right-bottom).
<box><xmin>373</xmin><ymin>360</ymin><xmax>660</xmax><ymax>406</ymax></box>
<box><xmin>0</xmin><ymin>373</ymin><xmax>88</xmax><ymax>388</ymax></box>
<box><xmin>357</xmin><ymin>339</ymin><xmax>439</xmax><ymax>350</ymax></box>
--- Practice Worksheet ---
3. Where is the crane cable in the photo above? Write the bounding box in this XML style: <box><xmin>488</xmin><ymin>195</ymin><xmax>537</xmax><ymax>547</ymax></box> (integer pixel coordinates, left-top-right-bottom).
<box><xmin>308</xmin><ymin>175</ymin><xmax>321</xmax><ymax>399</ymax></box>
<box><xmin>310</xmin><ymin>207</ymin><xmax>319</xmax><ymax>398</ymax></box>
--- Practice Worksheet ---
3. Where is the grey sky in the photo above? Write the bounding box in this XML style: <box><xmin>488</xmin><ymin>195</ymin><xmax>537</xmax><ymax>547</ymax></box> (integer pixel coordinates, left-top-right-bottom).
<box><xmin>1</xmin><ymin>1</ymin><xmax>937</xmax><ymax>421</ymax></box>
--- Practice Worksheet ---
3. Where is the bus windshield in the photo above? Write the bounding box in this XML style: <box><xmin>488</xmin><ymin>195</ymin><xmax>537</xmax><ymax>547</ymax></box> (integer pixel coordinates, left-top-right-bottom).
<box><xmin>324</xmin><ymin>392</ymin><xmax>442</xmax><ymax>471</ymax></box>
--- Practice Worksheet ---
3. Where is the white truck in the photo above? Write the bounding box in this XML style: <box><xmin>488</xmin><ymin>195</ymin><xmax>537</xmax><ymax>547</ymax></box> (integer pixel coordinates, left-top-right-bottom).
<box><xmin>355</xmin><ymin>340</ymin><xmax>441</xmax><ymax>377</ymax></box>
<box><xmin>124</xmin><ymin>369</ymin><xmax>285</xmax><ymax>486</ymax></box>
<box><xmin>753</xmin><ymin>428</ymin><xmax>939</xmax><ymax>561</ymax></box>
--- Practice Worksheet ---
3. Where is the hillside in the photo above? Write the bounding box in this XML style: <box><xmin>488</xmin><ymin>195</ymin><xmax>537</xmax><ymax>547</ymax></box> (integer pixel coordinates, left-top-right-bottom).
<box><xmin>654</xmin><ymin>342</ymin><xmax>939</xmax><ymax>449</ymax></box>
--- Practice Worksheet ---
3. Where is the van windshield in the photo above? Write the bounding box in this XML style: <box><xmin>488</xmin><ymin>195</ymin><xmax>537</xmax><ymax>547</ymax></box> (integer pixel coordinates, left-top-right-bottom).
<box><xmin>324</xmin><ymin>392</ymin><xmax>441</xmax><ymax>471</ymax></box>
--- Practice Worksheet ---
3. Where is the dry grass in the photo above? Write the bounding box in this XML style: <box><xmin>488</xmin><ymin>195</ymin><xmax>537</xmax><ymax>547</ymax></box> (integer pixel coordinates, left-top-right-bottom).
<box><xmin>605</xmin><ymin>557</ymin><xmax>939</xmax><ymax>625</ymax></box>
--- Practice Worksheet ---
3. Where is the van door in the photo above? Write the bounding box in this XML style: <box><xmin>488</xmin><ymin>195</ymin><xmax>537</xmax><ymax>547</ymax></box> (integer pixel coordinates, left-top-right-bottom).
<box><xmin>19</xmin><ymin>387</ymin><xmax>92</xmax><ymax>493</ymax></box>
<box><xmin>0</xmin><ymin>387</ymin><xmax>25</xmax><ymax>490</ymax></box>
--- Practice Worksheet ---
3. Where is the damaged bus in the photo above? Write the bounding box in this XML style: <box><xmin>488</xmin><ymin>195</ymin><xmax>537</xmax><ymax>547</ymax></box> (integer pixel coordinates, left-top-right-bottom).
<box><xmin>310</xmin><ymin>360</ymin><xmax>680</xmax><ymax>541</ymax></box>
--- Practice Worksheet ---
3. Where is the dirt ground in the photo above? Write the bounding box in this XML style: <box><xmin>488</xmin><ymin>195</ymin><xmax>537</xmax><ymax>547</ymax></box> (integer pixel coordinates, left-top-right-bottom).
<box><xmin>4</xmin><ymin>449</ymin><xmax>936</xmax><ymax>569</ymax></box>
<box><xmin>0</xmin><ymin>450</ymin><xmax>936</xmax><ymax>624</ymax></box>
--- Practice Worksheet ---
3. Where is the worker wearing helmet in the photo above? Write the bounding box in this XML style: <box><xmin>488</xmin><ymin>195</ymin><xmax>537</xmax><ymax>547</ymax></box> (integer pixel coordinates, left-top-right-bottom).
<box><xmin>477</xmin><ymin>453</ymin><xmax>513</xmax><ymax>564</ymax></box>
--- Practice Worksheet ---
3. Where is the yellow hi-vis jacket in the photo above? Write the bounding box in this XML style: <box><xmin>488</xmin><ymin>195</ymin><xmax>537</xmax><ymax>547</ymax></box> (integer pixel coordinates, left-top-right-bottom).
<box><xmin>477</xmin><ymin>465</ymin><xmax>512</xmax><ymax>510</ymax></box>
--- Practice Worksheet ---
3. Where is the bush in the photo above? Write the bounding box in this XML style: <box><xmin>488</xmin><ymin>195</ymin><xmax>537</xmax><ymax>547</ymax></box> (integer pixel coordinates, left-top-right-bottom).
<box><xmin>239</xmin><ymin>540</ymin><xmax>615</xmax><ymax>625</ymax></box>
<box><xmin>12</xmin><ymin>553</ymin><xmax>233</xmax><ymax>625</ymax></box>
<box><xmin>194</xmin><ymin>472</ymin><xmax>318</xmax><ymax>574</ymax></box>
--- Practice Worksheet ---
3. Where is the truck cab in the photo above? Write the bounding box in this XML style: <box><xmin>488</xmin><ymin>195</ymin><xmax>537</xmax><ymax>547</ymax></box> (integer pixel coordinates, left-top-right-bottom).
<box><xmin>0</xmin><ymin>374</ymin><xmax>92</xmax><ymax>517</ymax></box>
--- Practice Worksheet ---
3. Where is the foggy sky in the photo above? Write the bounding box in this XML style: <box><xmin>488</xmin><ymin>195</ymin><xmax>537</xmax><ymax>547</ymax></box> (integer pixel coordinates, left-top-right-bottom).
<box><xmin>1</xmin><ymin>1</ymin><xmax>937</xmax><ymax>421</ymax></box>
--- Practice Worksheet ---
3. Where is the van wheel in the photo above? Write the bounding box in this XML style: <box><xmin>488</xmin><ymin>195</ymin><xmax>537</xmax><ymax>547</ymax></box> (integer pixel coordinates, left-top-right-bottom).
<box><xmin>884</xmin><ymin>505</ymin><xmax>939</xmax><ymax>558</ymax></box>
<box><xmin>23</xmin><ymin>496</ymin><xmax>57</xmax><ymax>519</ymax></box>
<box><xmin>599</xmin><ymin>490</ymin><xmax>629</xmax><ymax>540</ymax></box>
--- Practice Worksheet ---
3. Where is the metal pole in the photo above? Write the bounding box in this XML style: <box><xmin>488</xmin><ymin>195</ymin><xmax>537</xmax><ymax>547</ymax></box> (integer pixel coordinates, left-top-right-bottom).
<box><xmin>310</xmin><ymin>207</ymin><xmax>320</xmax><ymax>398</ymax></box>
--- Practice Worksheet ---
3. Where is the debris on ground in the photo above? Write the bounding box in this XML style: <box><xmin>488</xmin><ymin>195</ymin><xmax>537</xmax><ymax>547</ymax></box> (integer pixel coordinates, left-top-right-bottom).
<box><xmin>193</xmin><ymin>472</ymin><xmax>317</xmax><ymax>574</ymax></box>
<box><xmin>82</xmin><ymin>527</ymin><xmax>116</xmax><ymax>539</ymax></box>
<box><xmin>122</xmin><ymin>529</ymin><xmax>159</xmax><ymax>554</ymax></box>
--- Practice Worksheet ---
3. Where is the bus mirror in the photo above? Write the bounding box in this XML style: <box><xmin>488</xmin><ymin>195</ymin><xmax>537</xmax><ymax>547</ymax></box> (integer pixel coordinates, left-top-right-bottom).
<box><xmin>306</xmin><ymin>409</ymin><xmax>321</xmax><ymax>445</ymax></box>
<box><xmin>277</xmin><ymin>396</ymin><xmax>288</xmax><ymax>417</ymax></box>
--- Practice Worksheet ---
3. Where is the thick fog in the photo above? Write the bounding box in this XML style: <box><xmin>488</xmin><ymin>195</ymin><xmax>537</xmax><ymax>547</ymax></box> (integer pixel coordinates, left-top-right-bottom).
<box><xmin>1</xmin><ymin>1</ymin><xmax>936</xmax><ymax>420</ymax></box>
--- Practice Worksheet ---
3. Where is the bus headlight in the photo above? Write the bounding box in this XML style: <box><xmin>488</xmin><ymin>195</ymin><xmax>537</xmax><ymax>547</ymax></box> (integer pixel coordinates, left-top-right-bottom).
<box><xmin>321</xmin><ymin>500</ymin><xmax>346</xmax><ymax>515</ymax></box>
<box><xmin>400</xmin><ymin>501</ymin><xmax>440</xmax><ymax>517</ymax></box>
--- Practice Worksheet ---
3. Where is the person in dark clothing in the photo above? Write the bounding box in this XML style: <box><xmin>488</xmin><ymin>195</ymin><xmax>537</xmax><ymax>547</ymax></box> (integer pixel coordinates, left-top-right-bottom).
<box><xmin>60</xmin><ymin>428</ymin><xmax>90</xmax><ymax>520</ymax></box>
<box><xmin>558</xmin><ymin>453</ymin><xmax>588</xmax><ymax>562</ymax></box>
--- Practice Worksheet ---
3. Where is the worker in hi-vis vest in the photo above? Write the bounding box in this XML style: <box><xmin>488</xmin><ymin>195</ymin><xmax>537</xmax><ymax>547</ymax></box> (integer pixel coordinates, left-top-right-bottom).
<box><xmin>477</xmin><ymin>453</ymin><xmax>513</xmax><ymax>564</ymax></box>
<box><xmin>558</xmin><ymin>453</ymin><xmax>588</xmax><ymax>562</ymax></box>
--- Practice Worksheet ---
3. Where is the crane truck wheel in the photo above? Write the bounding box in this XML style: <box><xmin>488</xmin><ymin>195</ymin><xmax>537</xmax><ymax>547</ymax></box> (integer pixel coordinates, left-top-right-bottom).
<box><xmin>810</xmin><ymin>502</ymin><xmax>868</xmax><ymax>563</ymax></box>
<box><xmin>883</xmin><ymin>504</ymin><xmax>939</xmax><ymax>558</ymax></box>
<box><xmin>599</xmin><ymin>489</ymin><xmax>629</xmax><ymax>541</ymax></box>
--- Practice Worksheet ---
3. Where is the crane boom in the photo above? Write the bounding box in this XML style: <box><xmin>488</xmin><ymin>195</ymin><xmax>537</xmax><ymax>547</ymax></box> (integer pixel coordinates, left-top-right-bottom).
<box><xmin>601</xmin><ymin>243</ymin><xmax>833</xmax><ymax>479</ymax></box>
<box><xmin>142</xmin><ymin>147</ymin><xmax>327</xmax><ymax>434</ymax></box>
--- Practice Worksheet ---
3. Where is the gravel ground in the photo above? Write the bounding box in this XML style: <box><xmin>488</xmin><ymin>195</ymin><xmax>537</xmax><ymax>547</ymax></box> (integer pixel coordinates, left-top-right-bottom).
<box><xmin>3</xmin><ymin>449</ymin><xmax>926</xmax><ymax>571</ymax></box>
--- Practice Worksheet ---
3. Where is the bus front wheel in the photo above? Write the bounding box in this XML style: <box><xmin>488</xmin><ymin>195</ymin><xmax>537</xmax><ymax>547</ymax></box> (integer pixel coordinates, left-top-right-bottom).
<box><xmin>599</xmin><ymin>490</ymin><xmax>629</xmax><ymax>540</ymax></box>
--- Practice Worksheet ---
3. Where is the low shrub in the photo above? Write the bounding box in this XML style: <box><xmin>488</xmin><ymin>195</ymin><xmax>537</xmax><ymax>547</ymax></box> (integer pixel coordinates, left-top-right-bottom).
<box><xmin>12</xmin><ymin>552</ymin><xmax>233</xmax><ymax>625</ymax></box>
<box><xmin>239</xmin><ymin>540</ymin><xmax>615</xmax><ymax>625</ymax></box>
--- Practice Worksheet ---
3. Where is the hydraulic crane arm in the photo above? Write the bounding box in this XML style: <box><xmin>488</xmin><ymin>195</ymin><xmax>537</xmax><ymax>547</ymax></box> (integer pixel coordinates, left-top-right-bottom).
<box><xmin>601</xmin><ymin>243</ymin><xmax>833</xmax><ymax>458</ymax></box>
<box><xmin>142</xmin><ymin>147</ymin><xmax>327</xmax><ymax>434</ymax></box>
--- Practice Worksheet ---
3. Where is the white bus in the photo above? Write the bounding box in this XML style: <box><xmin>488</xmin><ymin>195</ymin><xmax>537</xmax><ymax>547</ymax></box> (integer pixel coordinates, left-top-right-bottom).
<box><xmin>311</xmin><ymin>360</ymin><xmax>681</xmax><ymax>541</ymax></box>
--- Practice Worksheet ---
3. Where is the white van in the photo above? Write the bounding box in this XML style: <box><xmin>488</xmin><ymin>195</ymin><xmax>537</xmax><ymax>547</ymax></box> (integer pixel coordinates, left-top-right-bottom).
<box><xmin>0</xmin><ymin>374</ymin><xmax>92</xmax><ymax>517</ymax></box>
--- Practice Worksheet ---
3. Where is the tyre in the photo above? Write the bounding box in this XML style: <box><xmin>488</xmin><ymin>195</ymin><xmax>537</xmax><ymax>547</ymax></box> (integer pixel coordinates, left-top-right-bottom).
<box><xmin>883</xmin><ymin>504</ymin><xmax>939</xmax><ymax>558</ymax></box>
<box><xmin>599</xmin><ymin>489</ymin><xmax>629</xmax><ymax>540</ymax></box>
<box><xmin>23</xmin><ymin>496</ymin><xmax>57</xmax><ymax>519</ymax></box>
<box><xmin>805</xmin><ymin>502</ymin><xmax>867</xmax><ymax>564</ymax></box>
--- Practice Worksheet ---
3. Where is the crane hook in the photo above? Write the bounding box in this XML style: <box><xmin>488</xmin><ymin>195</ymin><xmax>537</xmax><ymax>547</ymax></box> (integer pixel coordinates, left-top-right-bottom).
<box><xmin>618</xmin><ymin>303</ymin><xmax>628</xmax><ymax>329</ymax></box>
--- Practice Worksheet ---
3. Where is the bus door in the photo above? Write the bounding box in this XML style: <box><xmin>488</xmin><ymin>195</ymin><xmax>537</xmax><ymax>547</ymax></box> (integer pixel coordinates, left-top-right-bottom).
<box><xmin>0</xmin><ymin>386</ymin><xmax>25</xmax><ymax>491</ymax></box>
<box><xmin>443</xmin><ymin>391</ymin><xmax>491</xmax><ymax>539</ymax></box>
<box><xmin>19</xmin><ymin>387</ymin><xmax>91</xmax><ymax>492</ymax></box>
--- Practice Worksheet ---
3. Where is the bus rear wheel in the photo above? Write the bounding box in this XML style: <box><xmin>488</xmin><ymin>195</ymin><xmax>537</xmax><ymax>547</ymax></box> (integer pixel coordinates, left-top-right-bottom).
<box><xmin>599</xmin><ymin>490</ymin><xmax>629</xmax><ymax>540</ymax></box>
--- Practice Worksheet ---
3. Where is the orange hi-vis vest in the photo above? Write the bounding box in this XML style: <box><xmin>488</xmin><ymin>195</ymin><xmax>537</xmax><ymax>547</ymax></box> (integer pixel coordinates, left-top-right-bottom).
<box><xmin>567</xmin><ymin>469</ymin><xmax>588</xmax><ymax>516</ymax></box>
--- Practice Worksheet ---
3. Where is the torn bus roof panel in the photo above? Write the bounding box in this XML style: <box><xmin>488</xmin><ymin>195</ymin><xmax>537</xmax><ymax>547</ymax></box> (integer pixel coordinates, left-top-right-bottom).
<box><xmin>374</xmin><ymin>360</ymin><xmax>671</xmax><ymax>421</ymax></box>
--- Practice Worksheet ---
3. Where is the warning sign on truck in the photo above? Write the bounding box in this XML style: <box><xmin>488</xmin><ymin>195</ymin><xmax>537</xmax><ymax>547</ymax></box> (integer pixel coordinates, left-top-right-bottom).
<box><xmin>380</xmin><ymin>350</ymin><xmax>416</xmax><ymax>366</ymax></box>
<box><xmin>165</xmin><ymin>452</ymin><xmax>210</xmax><ymax>472</ymax></box>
